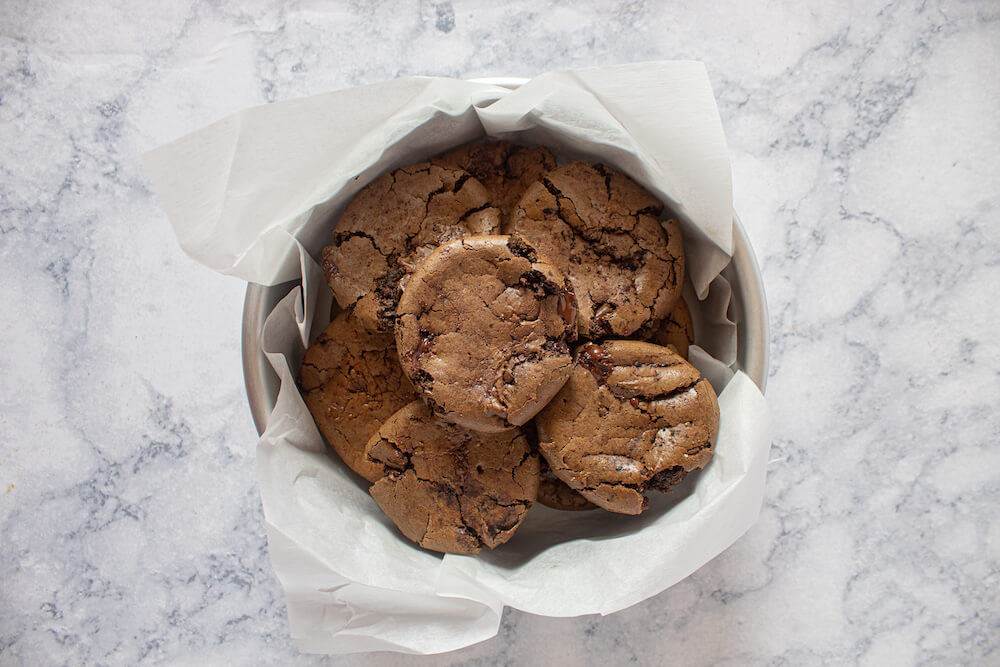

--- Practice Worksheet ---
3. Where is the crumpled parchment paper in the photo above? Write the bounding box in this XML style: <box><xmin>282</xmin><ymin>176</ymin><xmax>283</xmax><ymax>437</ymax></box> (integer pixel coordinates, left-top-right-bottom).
<box><xmin>143</xmin><ymin>61</ymin><xmax>772</xmax><ymax>656</ymax></box>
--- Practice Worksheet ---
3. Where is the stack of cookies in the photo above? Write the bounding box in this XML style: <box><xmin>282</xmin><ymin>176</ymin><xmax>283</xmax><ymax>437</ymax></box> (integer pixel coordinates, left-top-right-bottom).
<box><xmin>300</xmin><ymin>142</ymin><xmax>720</xmax><ymax>555</ymax></box>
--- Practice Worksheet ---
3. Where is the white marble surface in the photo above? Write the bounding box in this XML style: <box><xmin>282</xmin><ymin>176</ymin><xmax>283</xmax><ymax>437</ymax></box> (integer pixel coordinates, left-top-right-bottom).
<box><xmin>1</xmin><ymin>0</ymin><xmax>997</xmax><ymax>664</ymax></box>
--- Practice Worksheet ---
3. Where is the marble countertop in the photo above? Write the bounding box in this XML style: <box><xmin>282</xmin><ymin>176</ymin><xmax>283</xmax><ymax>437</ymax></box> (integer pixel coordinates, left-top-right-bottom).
<box><xmin>2</xmin><ymin>1</ymin><xmax>997</xmax><ymax>664</ymax></box>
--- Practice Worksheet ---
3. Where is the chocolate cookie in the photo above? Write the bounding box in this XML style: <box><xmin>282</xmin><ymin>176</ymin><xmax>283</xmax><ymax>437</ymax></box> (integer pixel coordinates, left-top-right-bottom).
<box><xmin>431</xmin><ymin>141</ymin><xmax>556</xmax><ymax>222</ymax></box>
<box><xmin>535</xmin><ymin>340</ymin><xmax>719</xmax><ymax>515</ymax></box>
<box><xmin>322</xmin><ymin>162</ymin><xmax>501</xmax><ymax>332</ymax></box>
<box><xmin>537</xmin><ymin>458</ymin><xmax>596</xmax><ymax>511</ymax></box>
<box><xmin>300</xmin><ymin>310</ymin><xmax>418</xmax><ymax>482</ymax></box>
<box><xmin>507</xmin><ymin>161</ymin><xmax>684</xmax><ymax>339</ymax></box>
<box><xmin>365</xmin><ymin>401</ymin><xmax>539</xmax><ymax>555</ymax></box>
<box><xmin>640</xmin><ymin>297</ymin><xmax>695</xmax><ymax>359</ymax></box>
<box><xmin>396</xmin><ymin>235</ymin><xmax>576</xmax><ymax>433</ymax></box>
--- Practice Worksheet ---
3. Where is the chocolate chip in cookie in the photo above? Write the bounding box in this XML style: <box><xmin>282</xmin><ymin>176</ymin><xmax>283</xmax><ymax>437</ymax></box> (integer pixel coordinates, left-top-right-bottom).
<box><xmin>535</xmin><ymin>340</ymin><xmax>719</xmax><ymax>515</ymax></box>
<box><xmin>395</xmin><ymin>235</ymin><xmax>577</xmax><ymax>433</ymax></box>
<box><xmin>365</xmin><ymin>401</ymin><xmax>539</xmax><ymax>555</ymax></box>
<box><xmin>322</xmin><ymin>162</ymin><xmax>501</xmax><ymax>332</ymax></box>
<box><xmin>300</xmin><ymin>310</ymin><xmax>419</xmax><ymax>482</ymax></box>
<box><xmin>507</xmin><ymin>160</ymin><xmax>684</xmax><ymax>339</ymax></box>
<box><xmin>431</xmin><ymin>141</ymin><xmax>556</xmax><ymax>223</ymax></box>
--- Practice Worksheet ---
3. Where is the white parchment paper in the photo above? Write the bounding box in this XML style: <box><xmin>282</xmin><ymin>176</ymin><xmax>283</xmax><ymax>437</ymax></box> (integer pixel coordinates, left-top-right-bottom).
<box><xmin>144</xmin><ymin>61</ymin><xmax>772</xmax><ymax>655</ymax></box>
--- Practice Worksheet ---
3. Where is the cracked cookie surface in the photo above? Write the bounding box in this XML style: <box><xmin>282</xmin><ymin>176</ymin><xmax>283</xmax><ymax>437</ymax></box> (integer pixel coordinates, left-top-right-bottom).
<box><xmin>396</xmin><ymin>235</ymin><xmax>576</xmax><ymax>433</ymax></box>
<box><xmin>300</xmin><ymin>310</ymin><xmax>418</xmax><ymax>482</ymax></box>
<box><xmin>431</xmin><ymin>141</ymin><xmax>556</xmax><ymax>223</ymax></box>
<box><xmin>506</xmin><ymin>160</ymin><xmax>684</xmax><ymax>339</ymax></box>
<box><xmin>636</xmin><ymin>297</ymin><xmax>695</xmax><ymax>359</ymax></box>
<box><xmin>535</xmin><ymin>340</ymin><xmax>719</xmax><ymax>515</ymax></box>
<box><xmin>321</xmin><ymin>162</ymin><xmax>501</xmax><ymax>332</ymax></box>
<box><xmin>652</xmin><ymin>297</ymin><xmax>695</xmax><ymax>359</ymax></box>
<box><xmin>537</xmin><ymin>458</ymin><xmax>596</xmax><ymax>511</ymax></box>
<box><xmin>366</xmin><ymin>400</ymin><xmax>539</xmax><ymax>555</ymax></box>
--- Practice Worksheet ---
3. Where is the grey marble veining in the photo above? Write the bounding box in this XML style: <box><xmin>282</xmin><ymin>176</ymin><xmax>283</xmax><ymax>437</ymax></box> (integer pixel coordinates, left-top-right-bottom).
<box><xmin>1</xmin><ymin>1</ymin><xmax>998</xmax><ymax>664</ymax></box>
